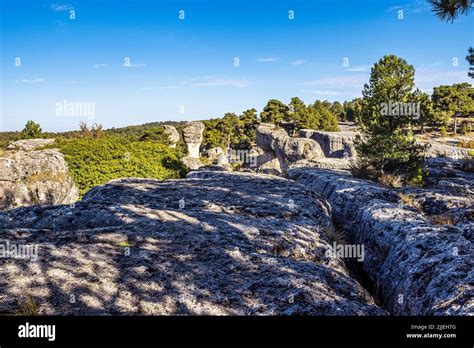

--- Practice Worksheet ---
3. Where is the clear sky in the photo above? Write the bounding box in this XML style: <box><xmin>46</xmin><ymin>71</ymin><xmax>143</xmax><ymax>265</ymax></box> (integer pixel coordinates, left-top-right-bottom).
<box><xmin>1</xmin><ymin>0</ymin><xmax>472</xmax><ymax>131</ymax></box>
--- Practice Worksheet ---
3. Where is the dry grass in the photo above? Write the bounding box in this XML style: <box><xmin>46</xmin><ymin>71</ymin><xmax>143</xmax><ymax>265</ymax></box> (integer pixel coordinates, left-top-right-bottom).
<box><xmin>324</xmin><ymin>226</ymin><xmax>346</xmax><ymax>245</ymax></box>
<box><xmin>429</xmin><ymin>214</ymin><xmax>455</xmax><ymax>226</ymax></box>
<box><xmin>349</xmin><ymin>159</ymin><xmax>377</xmax><ymax>180</ymax></box>
<box><xmin>23</xmin><ymin>172</ymin><xmax>69</xmax><ymax>185</ymax></box>
<box><xmin>350</xmin><ymin>160</ymin><xmax>403</xmax><ymax>188</ymax></box>
<box><xmin>398</xmin><ymin>193</ymin><xmax>421</xmax><ymax>210</ymax></box>
<box><xmin>459</xmin><ymin>139</ymin><xmax>474</xmax><ymax>149</ymax></box>
<box><xmin>12</xmin><ymin>296</ymin><xmax>40</xmax><ymax>316</ymax></box>
<box><xmin>377</xmin><ymin>173</ymin><xmax>403</xmax><ymax>188</ymax></box>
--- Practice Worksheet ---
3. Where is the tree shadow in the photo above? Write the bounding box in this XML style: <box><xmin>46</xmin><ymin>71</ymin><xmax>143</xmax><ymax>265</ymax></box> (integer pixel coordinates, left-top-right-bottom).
<box><xmin>0</xmin><ymin>173</ymin><xmax>385</xmax><ymax>316</ymax></box>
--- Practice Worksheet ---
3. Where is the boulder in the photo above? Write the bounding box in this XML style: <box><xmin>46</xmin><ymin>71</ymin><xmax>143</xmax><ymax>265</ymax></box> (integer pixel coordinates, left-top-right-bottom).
<box><xmin>183</xmin><ymin>122</ymin><xmax>205</xmax><ymax>158</ymax></box>
<box><xmin>279</xmin><ymin>138</ymin><xmax>325</xmax><ymax>164</ymax></box>
<box><xmin>162</xmin><ymin>125</ymin><xmax>180</xmax><ymax>148</ymax></box>
<box><xmin>180</xmin><ymin>156</ymin><xmax>204</xmax><ymax>171</ymax></box>
<box><xmin>206</xmin><ymin>147</ymin><xmax>225</xmax><ymax>163</ymax></box>
<box><xmin>299</xmin><ymin>130</ymin><xmax>358</xmax><ymax>158</ymax></box>
<box><xmin>256</xmin><ymin>123</ymin><xmax>287</xmax><ymax>152</ymax></box>
<box><xmin>424</xmin><ymin>143</ymin><xmax>471</xmax><ymax>159</ymax></box>
<box><xmin>7</xmin><ymin>138</ymin><xmax>55</xmax><ymax>151</ymax></box>
<box><xmin>289</xmin><ymin>158</ymin><xmax>355</xmax><ymax>171</ymax></box>
<box><xmin>256</xmin><ymin>124</ymin><xmax>324</xmax><ymax>171</ymax></box>
<box><xmin>0</xmin><ymin>172</ymin><xmax>384</xmax><ymax>315</ymax></box>
<box><xmin>0</xmin><ymin>147</ymin><xmax>79</xmax><ymax>210</ymax></box>
<box><xmin>216</xmin><ymin>154</ymin><xmax>230</xmax><ymax>167</ymax></box>
<box><xmin>425</xmin><ymin>157</ymin><xmax>474</xmax><ymax>195</ymax></box>
<box><xmin>288</xmin><ymin>168</ymin><xmax>473</xmax><ymax>315</ymax></box>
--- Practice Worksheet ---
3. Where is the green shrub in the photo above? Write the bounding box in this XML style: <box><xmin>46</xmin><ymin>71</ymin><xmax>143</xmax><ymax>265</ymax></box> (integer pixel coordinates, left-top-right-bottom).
<box><xmin>19</xmin><ymin>120</ymin><xmax>43</xmax><ymax>139</ymax></box>
<box><xmin>440</xmin><ymin>126</ymin><xmax>448</xmax><ymax>137</ymax></box>
<box><xmin>49</xmin><ymin>136</ymin><xmax>187</xmax><ymax>196</ymax></box>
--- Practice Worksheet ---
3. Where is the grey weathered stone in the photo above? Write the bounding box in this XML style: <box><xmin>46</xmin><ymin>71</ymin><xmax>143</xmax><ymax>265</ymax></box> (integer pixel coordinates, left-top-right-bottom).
<box><xmin>424</xmin><ymin>143</ymin><xmax>471</xmax><ymax>159</ymax></box>
<box><xmin>0</xmin><ymin>148</ymin><xmax>79</xmax><ymax>210</ymax></box>
<box><xmin>289</xmin><ymin>158</ymin><xmax>355</xmax><ymax>171</ymax></box>
<box><xmin>163</xmin><ymin>125</ymin><xmax>180</xmax><ymax>148</ymax></box>
<box><xmin>206</xmin><ymin>147</ymin><xmax>225</xmax><ymax>163</ymax></box>
<box><xmin>0</xmin><ymin>172</ymin><xmax>384</xmax><ymax>315</ymax></box>
<box><xmin>299</xmin><ymin>130</ymin><xmax>358</xmax><ymax>158</ymax></box>
<box><xmin>180</xmin><ymin>156</ymin><xmax>204</xmax><ymax>171</ymax></box>
<box><xmin>256</xmin><ymin>124</ymin><xmax>288</xmax><ymax>153</ymax></box>
<box><xmin>183</xmin><ymin>122</ymin><xmax>205</xmax><ymax>158</ymax></box>
<box><xmin>425</xmin><ymin>157</ymin><xmax>474</xmax><ymax>195</ymax></box>
<box><xmin>256</xmin><ymin>124</ymin><xmax>325</xmax><ymax>171</ymax></box>
<box><xmin>287</xmin><ymin>168</ymin><xmax>473</xmax><ymax>315</ymax></box>
<box><xmin>7</xmin><ymin>138</ymin><xmax>56</xmax><ymax>151</ymax></box>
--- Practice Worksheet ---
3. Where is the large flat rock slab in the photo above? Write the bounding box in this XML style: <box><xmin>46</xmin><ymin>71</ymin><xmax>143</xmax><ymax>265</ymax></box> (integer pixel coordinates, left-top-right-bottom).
<box><xmin>288</xmin><ymin>168</ymin><xmax>473</xmax><ymax>316</ymax></box>
<box><xmin>0</xmin><ymin>171</ymin><xmax>384</xmax><ymax>315</ymax></box>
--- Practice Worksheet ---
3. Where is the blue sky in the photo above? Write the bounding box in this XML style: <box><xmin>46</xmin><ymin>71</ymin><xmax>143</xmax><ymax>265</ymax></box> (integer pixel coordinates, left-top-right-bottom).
<box><xmin>1</xmin><ymin>0</ymin><xmax>472</xmax><ymax>131</ymax></box>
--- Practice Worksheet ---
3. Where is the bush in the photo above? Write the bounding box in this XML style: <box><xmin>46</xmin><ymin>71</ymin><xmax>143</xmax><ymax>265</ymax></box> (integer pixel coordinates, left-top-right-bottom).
<box><xmin>459</xmin><ymin>121</ymin><xmax>470</xmax><ymax>135</ymax></box>
<box><xmin>440</xmin><ymin>126</ymin><xmax>448</xmax><ymax>137</ymax></box>
<box><xmin>20</xmin><ymin>120</ymin><xmax>42</xmax><ymax>139</ymax></box>
<box><xmin>350</xmin><ymin>158</ymin><xmax>421</xmax><ymax>188</ymax></box>
<box><xmin>139</xmin><ymin>127</ymin><xmax>172</xmax><ymax>145</ymax></box>
<box><xmin>49</xmin><ymin>136</ymin><xmax>187</xmax><ymax>196</ymax></box>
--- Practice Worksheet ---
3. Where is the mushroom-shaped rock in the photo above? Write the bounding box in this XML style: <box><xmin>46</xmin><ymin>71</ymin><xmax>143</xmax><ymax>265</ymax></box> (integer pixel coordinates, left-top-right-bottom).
<box><xmin>183</xmin><ymin>122</ymin><xmax>205</xmax><ymax>158</ymax></box>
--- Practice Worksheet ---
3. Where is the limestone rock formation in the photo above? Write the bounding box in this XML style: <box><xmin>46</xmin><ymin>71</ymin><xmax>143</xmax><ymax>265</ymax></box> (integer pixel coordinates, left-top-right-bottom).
<box><xmin>299</xmin><ymin>130</ymin><xmax>358</xmax><ymax>158</ymax></box>
<box><xmin>7</xmin><ymin>138</ymin><xmax>55</xmax><ymax>151</ymax></box>
<box><xmin>424</xmin><ymin>143</ymin><xmax>471</xmax><ymax>159</ymax></box>
<box><xmin>180</xmin><ymin>156</ymin><xmax>204</xmax><ymax>171</ymax></box>
<box><xmin>289</xmin><ymin>158</ymin><xmax>355</xmax><ymax>171</ymax></box>
<box><xmin>206</xmin><ymin>147</ymin><xmax>225</xmax><ymax>163</ymax></box>
<box><xmin>0</xmin><ymin>171</ymin><xmax>384</xmax><ymax>315</ymax></box>
<box><xmin>256</xmin><ymin>124</ymin><xmax>325</xmax><ymax>171</ymax></box>
<box><xmin>182</xmin><ymin>122</ymin><xmax>205</xmax><ymax>158</ymax></box>
<box><xmin>425</xmin><ymin>157</ymin><xmax>474</xmax><ymax>195</ymax></box>
<box><xmin>0</xmin><ymin>141</ymin><xmax>79</xmax><ymax>210</ymax></box>
<box><xmin>288</xmin><ymin>167</ymin><xmax>473</xmax><ymax>315</ymax></box>
<box><xmin>163</xmin><ymin>125</ymin><xmax>180</xmax><ymax>148</ymax></box>
<box><xmin>257</xmin><ymin>152</ymin><xmax>283</xmax><ymax>175</ymax></box>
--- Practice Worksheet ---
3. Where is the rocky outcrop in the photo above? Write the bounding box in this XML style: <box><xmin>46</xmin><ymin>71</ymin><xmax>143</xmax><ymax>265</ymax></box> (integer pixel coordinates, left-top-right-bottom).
<box><xmin>182</xmin><ymin>122</ymin><xmax>205</xmax><ymax>158</ymax></box>
<box><xmin>287</xmin><ymin>168</ymin><xmax>473</xmax><ymax>316</ymax></box>
<box><xmin>0</xmin><ymin>141</ymin><xmax>79</xmax><ymax>210</ymax></box>
<box><xmin>180</xmin><ymin>156</ymin><xmax>204</xmax><ymax>171</ymax></box>
<box><xmin>0</xmin><ymin>172</ymin><xmax>384</xmax><ymax>315</ymax></box>
<box><xmin>424</xmin><ymin>143</ymin><xmax>471</xmax><ymax>159</ymax></box>
<box><xmin>257</xmin><ymin>152</ymin><xmax>283</xmax><ymax>175</ymax></box>
<box><xmin>256</xmin><ymin>124</ymin><xmax>325</xmax><ymax>171</ymax></box>
<box><xmin>163</xmin><ymin>125</ymin><xmax>179</xmax><ymax>148</ymax></box>
<box><xmin>299</xmin><ymin>130</ymin><xmax>358</xmax><ymax>158</ymax></box>
<box><xmin>289</xmin><ymin>158</ymin><xmax>355</xmax><ymax>171</ymax></box>
<box><xmin>206</xmin><ymin>147</ymin><xmax>225</xmax><ymax>163</ymax></box>
<box><xmin>425</xmin><ymin>157</ymin><xmax>474</xmax><ymax>195</ymax></box>
<box><xmin>6</xmin><ymin>138</ymin><xmax>55</xmax><ymax>151</ymax></box>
